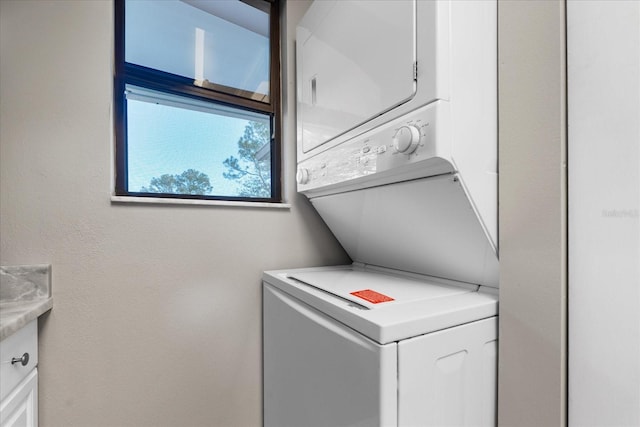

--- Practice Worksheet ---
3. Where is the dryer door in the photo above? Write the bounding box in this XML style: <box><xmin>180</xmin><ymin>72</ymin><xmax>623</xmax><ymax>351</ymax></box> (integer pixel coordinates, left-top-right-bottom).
<box><xmin>263</xmin><ymin>284</ymin><xmax>397</xmax><ymax>427</ymax></box>
<box><xmin>297</xmin><ymin>0</ymin><xmax>418</xmax><ymax>153</ymax></box>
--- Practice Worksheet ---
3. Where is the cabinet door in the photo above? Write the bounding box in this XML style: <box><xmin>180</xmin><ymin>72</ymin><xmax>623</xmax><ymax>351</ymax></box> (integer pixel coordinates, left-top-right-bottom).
<box><xmin>0</xmin><ymin>320</ymin><xmax>38</xmax><ymax>403</ymax></box>
<box><xmin>297</xmin><ymin>0</ymin><xmax>417</xmax><ymax>152</ymax></box>
<box><xmin>0</xmin><ymin>368</ymin><xmax>37</xmax><ymax>427</ymax></box>
<box><xmin>398</xmin><ymin>317</ymin><xmax>497</xmax><ymax>426</ymax></box>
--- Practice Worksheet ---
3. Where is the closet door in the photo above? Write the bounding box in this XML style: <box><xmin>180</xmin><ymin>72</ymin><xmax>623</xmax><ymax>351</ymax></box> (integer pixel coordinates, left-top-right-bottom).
<box><xmin>568</xmin><ymin>1</ymin><xmax>640</xmax><ymax>425</ymax></box>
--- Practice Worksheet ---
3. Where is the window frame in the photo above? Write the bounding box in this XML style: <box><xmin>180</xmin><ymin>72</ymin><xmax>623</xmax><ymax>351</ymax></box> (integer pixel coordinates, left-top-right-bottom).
<box><xmin>113</xmin><ymin>0</ymin><xmax>282</xmax><ymax>203</ymax></box>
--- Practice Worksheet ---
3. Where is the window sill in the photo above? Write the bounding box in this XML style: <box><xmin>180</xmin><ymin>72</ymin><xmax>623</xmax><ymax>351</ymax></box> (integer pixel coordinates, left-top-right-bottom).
<box><xmin>111</xmin><ymin>195</ymin><xmax>291</xmax><ymax>209</ymax></box>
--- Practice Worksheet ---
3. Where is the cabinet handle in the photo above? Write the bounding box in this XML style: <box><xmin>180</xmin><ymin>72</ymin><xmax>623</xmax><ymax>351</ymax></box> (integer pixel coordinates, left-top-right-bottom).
<box><xmin>11</xmin><ymin>352</ymin><xmax>29</xmax><ymax>366</ymax></box>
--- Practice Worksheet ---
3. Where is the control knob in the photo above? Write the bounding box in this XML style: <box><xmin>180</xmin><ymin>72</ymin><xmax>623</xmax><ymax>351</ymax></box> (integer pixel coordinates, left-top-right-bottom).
<box><xmin>392</xmin><ymin>125</ymin><xmax>421</xmax><ymax>154</ymax></box>
<box><xmin>296</xmin><ymin>168</ymin><xmax>310</xmax><ymax>185</ymax></box>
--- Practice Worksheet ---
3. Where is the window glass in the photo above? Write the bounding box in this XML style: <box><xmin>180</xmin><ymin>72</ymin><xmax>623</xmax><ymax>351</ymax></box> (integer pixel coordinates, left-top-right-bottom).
<box><xmin>126</xmin><ymin>86</ymin><xmax>272</xmax><ymax>198</ymax></box>
<box><xmin>114</xmin><ymin>0</ymin><xmax>280</xmax><ymax>202</ymax></box>
<box><xmin>125</xmin><ymin>0</ymin><xmax>270</xmax><ymax>101</ymax></box>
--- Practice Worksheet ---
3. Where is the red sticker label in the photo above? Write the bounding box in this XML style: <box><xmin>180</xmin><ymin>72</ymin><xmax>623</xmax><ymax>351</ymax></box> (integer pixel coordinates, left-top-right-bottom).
<box><xmin>350</xmin><ymin>289</ymin><xmax>395</xmax><ymax>304</ymax></box>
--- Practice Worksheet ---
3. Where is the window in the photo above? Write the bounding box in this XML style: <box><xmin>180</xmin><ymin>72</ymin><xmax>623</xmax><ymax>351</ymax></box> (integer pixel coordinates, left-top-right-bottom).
<box><xmin>114</xmin><ymin>0</ymin><xmax>281</xmax><ymax>202</ymax></box>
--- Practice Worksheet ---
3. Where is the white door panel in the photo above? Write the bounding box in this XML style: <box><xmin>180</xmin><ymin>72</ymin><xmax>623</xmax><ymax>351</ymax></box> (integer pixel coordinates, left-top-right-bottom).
<box><xmin>398</xmin><ymin>317</ymin><xmax>497</xmax><ymax>426</ymax></box>
<box><xmin>263</xmin><ymin>284</ymin><xmax>397</xmax><ymax>427</ymax></box>
<box><xmin>297</xmin><ymin>0</ymin><xmax>417</xmax><ymax>152</ymax></box>
<box><xmin>0</xmin><ymin>369</ymin><xmax>37</xmax><ymax>427</ymax></box>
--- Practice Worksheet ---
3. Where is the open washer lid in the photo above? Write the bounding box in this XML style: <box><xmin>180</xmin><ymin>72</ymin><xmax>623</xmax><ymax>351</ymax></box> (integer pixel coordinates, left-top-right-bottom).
<box><xmin>264</xmin><ymin>265</ymin><xmax>498</xmax><ymax>344</ymax></box>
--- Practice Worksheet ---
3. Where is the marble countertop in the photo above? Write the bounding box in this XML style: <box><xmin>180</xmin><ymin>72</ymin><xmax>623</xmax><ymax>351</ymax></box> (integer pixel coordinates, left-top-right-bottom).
<box><xmin>0</xmin><ymin>265</ymin><xmax>53</xmax><ymax>341</ymax></box>
<box><xmin>0</xmin><ymin>299</ymin><xmax>53</xmax><ymax>341</ymax></box>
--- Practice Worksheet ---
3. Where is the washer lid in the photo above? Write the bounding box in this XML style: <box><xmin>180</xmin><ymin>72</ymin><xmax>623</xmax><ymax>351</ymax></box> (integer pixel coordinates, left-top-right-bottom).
<box><xmin>266</xmin><ymin>266</ymin><xmax>498</xmax><ymax>344</ymax></box>
<box><xmin>289</xmin><ymin>269</ymin><xmax>469</xmax><ymax>310</ymax></box>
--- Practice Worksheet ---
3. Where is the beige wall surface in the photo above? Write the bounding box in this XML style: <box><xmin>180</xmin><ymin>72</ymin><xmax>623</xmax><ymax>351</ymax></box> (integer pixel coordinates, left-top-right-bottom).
<box><xmin>498</xmin><ymin>0</ymin><xmax>567</xmax><ymax>426</ymax></box>
<box><xmin>0</xmin><ymin>1</ymin><xmax>348</xmax><ymax>426</ymax></box>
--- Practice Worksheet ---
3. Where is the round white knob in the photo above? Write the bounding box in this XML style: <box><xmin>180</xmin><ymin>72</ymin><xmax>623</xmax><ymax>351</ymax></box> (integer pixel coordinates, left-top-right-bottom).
<box><xmin>392</xmin><ymin>125</ymin><xmax>421</xmax><ymax>154</ymax></box>
<box><xmin>296</xmin><ymin>168</ymin><xmax>310</xmax><ymax>184</ymax></box>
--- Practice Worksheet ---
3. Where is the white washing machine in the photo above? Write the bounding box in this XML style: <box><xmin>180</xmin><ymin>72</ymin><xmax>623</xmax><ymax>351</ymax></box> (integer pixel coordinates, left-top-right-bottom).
<box><xmin>263</xmin><ymin>266</ymin><xmax>497</xmax><ymax>427</ymax></box>
<box><xmin>264</xmin><ymin>0</ymin><xmax>498</xmax><ymax>425</ymax></box>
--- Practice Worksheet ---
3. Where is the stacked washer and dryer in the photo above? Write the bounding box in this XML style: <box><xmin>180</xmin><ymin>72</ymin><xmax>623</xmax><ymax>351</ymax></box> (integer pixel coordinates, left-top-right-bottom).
<box><xmin>263</xmin><ymin>1</ymin><xmax>498</xmax><ymax>426</ymax></box>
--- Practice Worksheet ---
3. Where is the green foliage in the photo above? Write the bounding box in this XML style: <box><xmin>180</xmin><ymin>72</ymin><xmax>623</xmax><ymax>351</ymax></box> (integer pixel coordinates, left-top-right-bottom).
<box><xmin>223</xmin><ymin>121</ymin><xmax>271</xmax><ymax>198</ymax></box>
<box><xmin>140</xmin><ymin>169</ymin><xmax>213</xmax><ymax>195</ymax></box>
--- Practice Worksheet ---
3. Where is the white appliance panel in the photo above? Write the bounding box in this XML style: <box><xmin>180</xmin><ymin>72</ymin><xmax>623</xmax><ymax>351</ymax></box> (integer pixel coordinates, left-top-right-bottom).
<box><xmin>297</xmin><ymin>0</ymin><xmax>418</xmax><ymax>153</ymax></box>
<box><xmin>310</xmin><ymin>175</ymin><xmax>499</xmax><ymax>287</ymax></box>
<box><xmin>263</xmin><ymin>284</ymin><xmax>398</xmax><ymax>427</ymax></box>
<box><xmin>296</xmin><ymin>0</ymin><xmax>498</xmax><ymax>252</ymax></box>
<box><xmin>269</xmin><ymin>0</ymin><xmax>500</xmax><ymax>423</ymax></box>
<box><xmin>263</xmin><ymin>270</ymin><xmax>498</xmax><ymax>427</ymax></box>
<box><xmin>296</xmin><ymin>102</ymin><xmax>454</xmax><ymax>195</ymax></box>
<box><xmin>398</xmin><ymin>317</ymin><xmax>497</xmax><ymax>426</ymax></box>
<box><xmin>449</xmin><ymin>0</ymin><xmax>498</xmax><ymax>251</ymax></box>
<box><xmin>264</xmin><ymin>266</ymin><xmax>498</xmax><ymax>345</ymax></box>
<box><xmin>289</xmin><ymin>269</ymin><xmax>471</xmax><ymax>309</ymax></box>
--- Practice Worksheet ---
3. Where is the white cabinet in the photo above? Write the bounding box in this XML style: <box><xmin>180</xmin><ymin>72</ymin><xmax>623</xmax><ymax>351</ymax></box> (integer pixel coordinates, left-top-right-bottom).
<box><xmin>0</xmin><ymin>370</ymin><xmax>37</xmax><ymax>427</ymax></box>
<box><xmin>0</xmin><ymin>320</ymin><xmax>38</xmax><ymax>427</ymax></box>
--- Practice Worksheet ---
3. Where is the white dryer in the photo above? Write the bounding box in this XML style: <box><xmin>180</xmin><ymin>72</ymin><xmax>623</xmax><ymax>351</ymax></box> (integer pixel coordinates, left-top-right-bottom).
<box><xmin>264</xmin><ymin>0</ymin><xmax>498</xmax><ymax>425</ymax></box>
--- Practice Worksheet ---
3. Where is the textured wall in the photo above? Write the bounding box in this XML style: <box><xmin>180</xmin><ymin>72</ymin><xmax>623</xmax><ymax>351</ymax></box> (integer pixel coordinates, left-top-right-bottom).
<box><xmin>498</xmin><ymin>1</ymin><xmax>568</xmax><ymax>425</ymax></box>
<box><xmin>0</xmin><ymin>1</ymin><xmax>348</xmax><ymax>426</ymax></box>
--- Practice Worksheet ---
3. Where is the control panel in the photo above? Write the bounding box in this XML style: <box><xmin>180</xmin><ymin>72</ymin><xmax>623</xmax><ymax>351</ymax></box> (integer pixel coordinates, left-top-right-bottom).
<box><xmin>297</xmin><ymin>102</ymin><xmax>452</xmax><ymax>193</ymax></box>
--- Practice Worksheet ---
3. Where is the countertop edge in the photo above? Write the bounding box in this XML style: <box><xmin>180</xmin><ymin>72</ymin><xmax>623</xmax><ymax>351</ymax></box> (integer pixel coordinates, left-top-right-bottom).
<box><xmin>0</xmin><ymin>298</ymin><xmax>53</xmax><ymax>341</ymax></box>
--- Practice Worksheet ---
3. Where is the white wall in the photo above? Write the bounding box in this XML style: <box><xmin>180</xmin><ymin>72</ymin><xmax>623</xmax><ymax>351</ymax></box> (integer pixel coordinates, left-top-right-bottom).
<box><xmin>568</xmin><ymin>1</ymin><xmax>640</xmax><ymax>425</ymax></box>
<box><xmin>0</xmin><ymin>1</ymin><xmax>348</xmax><ymax>426</ymax></box>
